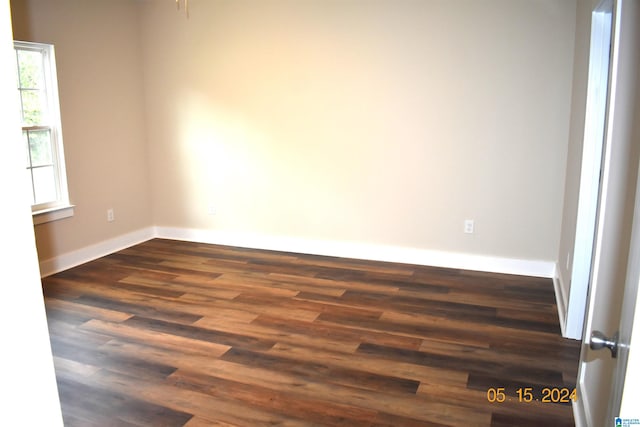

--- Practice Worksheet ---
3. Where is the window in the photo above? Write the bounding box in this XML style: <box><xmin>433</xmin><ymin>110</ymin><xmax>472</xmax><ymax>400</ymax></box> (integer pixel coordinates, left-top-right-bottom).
<box><xmin>15</xmin><ymin>41</ymin><xmax>72</xmax><ymax>222</ymax></box>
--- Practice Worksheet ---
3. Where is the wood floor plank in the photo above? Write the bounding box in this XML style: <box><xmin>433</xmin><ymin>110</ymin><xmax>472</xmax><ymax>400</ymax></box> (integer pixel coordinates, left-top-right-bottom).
<box><xmin>50</xmin><ymin>336</ymin><xmax>178</xmax><ymax>381</ymax></box>
<box><xmin>357</xmin><ymin>342</ymin><xmax>566</xmax><ymax>386</ymax></box>
<box><xmin>45</xmin><ymin>297</ymin><xmax>133</xmax><ymax>323</ymax></box>
<box><xmin>216</xmin><ymin>272</ymin><xmax>349</xmax><ymax>297</ymax></box>
<box><xmin>53</xmin><ymin>356</ymin><xmax>101</xmax><ymax>378</ymax></box>
<box><xmin>63</xmin><ymin>367</ymin><xmax>307</xmax><ymax>427</ymax></box>
<box><xmin>253</xmin><ymin>313</ymin><xmax>425</xmax><ymax>350</ymax></box>
<box><xmin>122</xmin><ymin>315</ymin><xmax>276</xmax><ymax>351</ymax></box>
<box><xmin>168</xmin><ymin>369</ymin><xmax>380</xmax><ymax>427</ymax></box>
<box><xmin>268</xmin><ymin>271</ymin><xmax>403</xmax><ymax>295</ymax></box>
<box><xmin>418</xmin><ymin>337</ymin><xmax>576</xmax><ymax>374</ymax></box>
<box><xmin>268</xmin><ymin>342</ymin><xmax>470</xmax><ymax>387</ymax></box>
<box><xmin>56</xmin><ymin>375</ymin><xmax>194</xmax><ymax>427</ymax></box>
<box><xmin>193</xmin><ymin>316</ymin><xmax>361</xmax><ymax>354</ymax></box>
<box><xmin>221</xmin><ymin>346</ymin><xmax>421</xmax><ymax>395</ymax></box>
<box><xmin>183</xmin><ymin>416</ymin><xmax>242</xmax><ymax>427</ymax></box>
<box><xmin>41</xmin><ymin>238</ymin><xmax>580</xmax><ymax>426</ymax></box>
<box><xmin>80</xmin><ymin>319</ymin><xmax>231</xmax><ymax>358</ymax></box>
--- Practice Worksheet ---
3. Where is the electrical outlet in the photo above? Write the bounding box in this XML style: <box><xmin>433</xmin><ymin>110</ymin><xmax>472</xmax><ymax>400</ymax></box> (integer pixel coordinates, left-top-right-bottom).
<box><xmin>207</xmin><ymin>204</ymin><xmax>216</xmax><ymax>215</ymax></box>
<box><xmin>464</xmin><ymin>219</ymin><xmax>474</xmax><ymax>234</ymax></box>
<box><xmin>107</xmin><ymin>208</ymin><xmax>115</xmax><ymax>222</ymax></box>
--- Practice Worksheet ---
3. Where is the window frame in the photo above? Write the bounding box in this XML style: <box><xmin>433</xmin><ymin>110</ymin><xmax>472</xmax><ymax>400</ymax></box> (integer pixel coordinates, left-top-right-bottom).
<box><xmin>14</xmin><ymin>40</ymin><xmax>73</xmax><ymax>223</ymax></box>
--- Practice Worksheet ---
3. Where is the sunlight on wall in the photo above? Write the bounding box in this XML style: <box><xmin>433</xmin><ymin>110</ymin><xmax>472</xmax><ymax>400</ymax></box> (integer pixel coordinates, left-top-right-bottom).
<box><xmin>172</xmin><ymin>90</ymin><xmax>371</xmax><ymax>238</ymax></box>
<box><xmin>174</xmin><ymin>91</ymin><xmax>271</xmax><ymax>229</ymax></box>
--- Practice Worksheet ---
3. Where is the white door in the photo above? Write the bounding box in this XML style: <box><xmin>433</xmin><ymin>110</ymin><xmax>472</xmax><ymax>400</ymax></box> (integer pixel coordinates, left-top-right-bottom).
<box><xmin>575</xmin><ymin>0</ymin><xmax>640</xmax><ymax>426</ymax></box>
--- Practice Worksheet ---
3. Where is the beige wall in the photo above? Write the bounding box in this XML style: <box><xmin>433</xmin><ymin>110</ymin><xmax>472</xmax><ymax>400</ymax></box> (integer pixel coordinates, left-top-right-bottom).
<box><xmin>140</xmin><ymin>0</ymin><xmax>576</xmax><ymax>261</ymax></box>
<box><xmin>10</xmin><ymin>0</ymin><xmax>577</xmax><ymax>266</ymax></box>
<box><xmin>10</xmin><ymin>0</ymin><xmax>152</xmax><ymax>261</ymax></box>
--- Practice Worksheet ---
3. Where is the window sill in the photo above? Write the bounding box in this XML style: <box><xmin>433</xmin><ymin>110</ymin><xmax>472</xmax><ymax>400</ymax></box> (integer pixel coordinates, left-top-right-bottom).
<box><xmin>33</xmin><ymin>205</ymin><xmax>75</xmax><ymax>225</ymax></box>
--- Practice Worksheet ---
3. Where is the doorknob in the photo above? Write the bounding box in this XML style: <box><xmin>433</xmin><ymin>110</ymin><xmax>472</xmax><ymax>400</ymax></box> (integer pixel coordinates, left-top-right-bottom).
<box><xmin>590</xmin><ymin>330</ymin><xmax>619</xmax><ymax>358</ymax></box>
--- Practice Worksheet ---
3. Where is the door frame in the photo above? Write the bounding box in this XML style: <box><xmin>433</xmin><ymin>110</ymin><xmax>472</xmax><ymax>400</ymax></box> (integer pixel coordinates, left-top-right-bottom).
<box><xmin>565</xmin><ymin>0</ymin><xmax>613</xmax><ymax>341</ymax></box>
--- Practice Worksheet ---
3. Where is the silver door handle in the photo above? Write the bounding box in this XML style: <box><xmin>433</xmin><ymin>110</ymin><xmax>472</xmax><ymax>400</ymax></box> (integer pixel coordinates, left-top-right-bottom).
<box><xmin>590</xmin><ymin>330</ymin><xmax>619</xmax><ymax>358</ymax></box>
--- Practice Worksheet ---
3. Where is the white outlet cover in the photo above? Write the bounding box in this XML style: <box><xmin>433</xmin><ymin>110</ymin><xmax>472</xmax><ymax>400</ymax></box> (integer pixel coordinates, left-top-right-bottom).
<box><xmin>464</xmin><ymin>219</ymin><xmax>474</xmax><ymax>234</ymax></box>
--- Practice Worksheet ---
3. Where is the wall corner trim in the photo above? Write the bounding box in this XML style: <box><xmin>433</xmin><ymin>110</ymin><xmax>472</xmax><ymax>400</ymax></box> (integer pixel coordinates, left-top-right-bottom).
<box><xmin>553</xmin><ymin>264</ymin><xmax>569</xmax><ymax>337</ymax></box>
<box><xmin>38</xmin><ymin>227</ymin><xmax>155</xmax><ymax>277</ymax></box>
<box><xmin>153</xmin><ymin>226</ymin><xmax>556</xmax><ymax>278</ymax></box>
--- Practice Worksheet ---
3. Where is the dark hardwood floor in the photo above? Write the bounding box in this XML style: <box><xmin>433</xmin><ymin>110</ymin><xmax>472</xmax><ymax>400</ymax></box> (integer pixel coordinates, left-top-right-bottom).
<box><xmin>42</xmin><ymin>238</ymin><xmax>580</xmax><ymax>426</ymax></box>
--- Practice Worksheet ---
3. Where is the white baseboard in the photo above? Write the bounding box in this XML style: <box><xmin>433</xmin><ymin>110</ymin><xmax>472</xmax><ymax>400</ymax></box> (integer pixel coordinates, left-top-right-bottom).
<box><xmin>553</xmin><ymin>265</ymin><xmax>569</xmax><ymax>337</ymax></box>
<box><xmin>39</xmin><ymin>227</ymin><xmax>154</xmax><ymax>277</ymax></box>
<box><xmin>153</xmin><ymin>226</ymin><xmax>556</xmax><ymax>278</ymax></box>
<box><xmin>39</xmin><ymin>226</ymin><xmax>557</xmax><ymax>279</ymax></box>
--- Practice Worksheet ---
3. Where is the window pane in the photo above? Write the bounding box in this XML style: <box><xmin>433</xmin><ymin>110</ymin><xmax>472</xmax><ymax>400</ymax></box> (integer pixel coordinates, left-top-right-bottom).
<box><xmin>20</xmin><ymin>89</ymin><xmax>46</xmax><ymax>125</ymax></box>
<box><xmin>17</xmin><ymin>49</ymin><xmax>44</xmax><ymax>89</ymax></box>
<box><xmin>28</xmin><ymin>130</ymin><xmax>53</xmax><ymax>167</ymax></box>
<box><xmin>15</xmin><ymin>42</ymin><xmax>69</xmax><ymax>210</ymax></box>
<box><xmin>32</xmin><ymin>166</ymin><xmax>57</xmax><ymax>205</ymax></box>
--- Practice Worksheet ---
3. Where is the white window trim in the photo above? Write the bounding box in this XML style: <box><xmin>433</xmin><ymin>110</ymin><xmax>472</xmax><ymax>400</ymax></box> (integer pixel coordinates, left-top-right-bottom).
<box><xmin>33</xmin><ymin>204</ymin><xmax>75</xmax><ymax>225</ymax></box>
<box><xmin>15</xmin><ymin>40</ymin><xmax>72</xmax><ymax>224</ymax></box>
